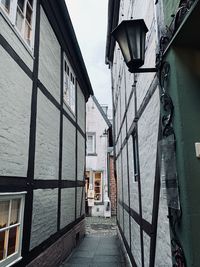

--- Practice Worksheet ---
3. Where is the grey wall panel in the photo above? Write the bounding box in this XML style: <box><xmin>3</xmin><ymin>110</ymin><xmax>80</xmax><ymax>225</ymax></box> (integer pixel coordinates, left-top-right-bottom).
<box><xmin>119</xmin><ymin>204</ymin><xmax>124</xmax><ymax>230</ymax></box>
<box><xmin>121</xmin><ymin>122</ymin><xmax>126</xmax><ymax>145</ymax></box>
<box><xmin>62</xmin><ymin>116</ymin><xmax>76</xmax><ymax>180</ymax></box>
<box><xmin>116</xmin><ymin>157</ymin><xmax>122</xmax><ymax>202</ymax></box>
<box><xmin>77</xmin><ymin>85</ymin><xmax>85</xmax><ymax>132</ymax></box>
<box><xmin>124</xmin><ymin>210</ymin><xmax>130</xmax><ymax>247</ymax></box>
<box><xmin>143</xmin><ymin>232</ymin><xmax>150</xmax><ymax>267</ymax></box>
<box><xmin>77</xmin><ymin>133</ymin><xmax>85</xmax><ymax>181</ymax></box>
<box><xmin>34</xmin><ymin>90</ymin><xmax>60</xmax><ymax>180</ymax></box>
<box><xmin>76</xmin><ymin>187</ymin><xmax>84</xmax><ymax>218</ymax></box>
<box><xmin>122</xmin><ymin>146</ymin><xmax>129</xmax><ymax>206</ymax></box>
<box><xmin>155</xmin><ymin>193</ymin><xmax>172</xmax><ymax>266</ymax></box>
<box><xmin>138</xmin><ymin>88</ymin><xmax>160</xmax><ymax>222</ymax></box>
<box><xmin>0</xmin><ymin>47</ymin><xmax>32</xmax><ymax>176</ymax></box>
<box><xmin>131</xmin><ymin>218</ymin><xmax>141</xmax><ymax>267</ymax></box>
<box><xmin>60</xmin><ymin>188</ymin><xmax>75</xmax><ymax>229</ymax></box>
<box><xmin>0</xmin><ymin>15</ymin><xmax>33</xmax><ymax>70</ymax></box>
<box><xmin>81</xmin><ymin>187</ymin><xmax>85</xmax><ymax>216</ymax></box>
<box><xmin>30</xmin><ymin>189</ymin><xmax>58</xmax><ymax>249</ymax></box>
<box><xmin>128</xmin><ymin>137</ymin><xmax>140</xmax><ymax>213</ymax></box>
<box><xmin>38</xmin><ymin>7</ymin><xmax>61</xmax><ymax>103</ymax></box>
<box><xmin>117</xmin><ymin>203</ymin><xmax>120</xmax><ymax>223</ymax></box>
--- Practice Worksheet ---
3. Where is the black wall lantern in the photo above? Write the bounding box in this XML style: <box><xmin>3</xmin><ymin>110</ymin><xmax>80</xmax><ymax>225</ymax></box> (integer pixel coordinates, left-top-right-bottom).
<box><xmin>112</xmin><ymin>19</ymin><xmax>157</xmax><ymax>73</ymax></box>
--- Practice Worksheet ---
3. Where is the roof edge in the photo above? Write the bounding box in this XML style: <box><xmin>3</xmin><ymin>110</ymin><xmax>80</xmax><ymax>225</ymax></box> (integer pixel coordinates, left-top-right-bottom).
<box><xmin>92</xmin><ymin>96</ymin><xmax>112</xmax><ymax>128</ymax></box>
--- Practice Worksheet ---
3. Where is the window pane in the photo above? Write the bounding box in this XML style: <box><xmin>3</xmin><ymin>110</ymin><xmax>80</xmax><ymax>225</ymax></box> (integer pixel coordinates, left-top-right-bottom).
<box><xmin>10</xmin><ymin>199</ymin><xmax>20</xmax><ymax>226</ymax></box>
<box><xmin>87</xmin><ymin>136</ymin><xmax>93</xmax><ymax>153</ymax></box>
<box><xmin>7</xmin><ymin>227</ymin><xmax>18</xmax><ymax>256</ymax></box>
<box><xmin>26</xmin><ymin>3</ymin><xmax>32</xmax><ymax>24</ymax></box>
<box><xmin>24</xmin><ymin>21</ymin><xmax>31</xmax><ymax>44</ymax></box>
<box><xmin>1</xmin><ymin>0</ymin><xmax>10</xmax><ymax>13</ymax></box>
<box><xmin>28</xmin><ymin>0</ymin><xmax>33</xmax><ymax>7</ymax></box>
<box><xmin>0</xmin><ymin>201</ymin><xmax>9</xmax><ymax>229</ymax></box>
<box><xmin>17</xmin><ymin>0</ymin><xmax>25</xmax><ymax>11</ymax></box>
<box><xmin>95</xmin><ymin>172</ymin><xmax>101</xmax><ymax>179</ymax></box>
<box><xmin>16</xmin><ymin>7</ymin><xmax>24</xmax><ymax>32</ymax></box>
<box><xmin>0</xmin><ymin>231</ymin><xmax>6</xmax><ymax>260</ymax></box>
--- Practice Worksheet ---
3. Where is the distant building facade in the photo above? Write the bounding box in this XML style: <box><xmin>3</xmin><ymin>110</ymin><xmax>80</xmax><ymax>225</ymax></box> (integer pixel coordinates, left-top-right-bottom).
<box><xmin>86</xmin><ymin>96</ymin><xmax>116</xmax><ymax>217</ymax></box>
<box><xmin>106</xmin><ymin>0</ymin><xmax>200</xmax><ymax>266</ymax></box>
<box><xmin>0</xmin><ymin>1</ymin><xmax>92</xmax><ymax>266</ymax></box>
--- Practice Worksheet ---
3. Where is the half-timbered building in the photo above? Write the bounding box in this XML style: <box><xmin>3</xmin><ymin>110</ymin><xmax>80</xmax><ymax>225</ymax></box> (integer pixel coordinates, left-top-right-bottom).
<box><xmin>0</xmin><ymin>0</ymin><xmax>93</xmax><ymax>266</ymax></box>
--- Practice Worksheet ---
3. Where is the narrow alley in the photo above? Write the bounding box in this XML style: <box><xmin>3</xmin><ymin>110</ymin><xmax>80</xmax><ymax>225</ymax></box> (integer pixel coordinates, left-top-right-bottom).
<box><xmin>60</xmin><ymin>217</ymin><xmax>127</xmax><ymax>267</ymax></box>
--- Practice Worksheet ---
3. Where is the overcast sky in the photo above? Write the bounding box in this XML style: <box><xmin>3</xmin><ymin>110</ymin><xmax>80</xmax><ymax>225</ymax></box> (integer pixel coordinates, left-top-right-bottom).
<box><xmin>65</xmin><ymin>0</ymin><xmax>112</xmax><ymax>109</ymax></box>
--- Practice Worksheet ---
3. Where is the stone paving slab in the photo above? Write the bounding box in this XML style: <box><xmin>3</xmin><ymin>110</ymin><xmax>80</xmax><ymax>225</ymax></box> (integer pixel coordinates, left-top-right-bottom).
<box><xmin>60</xmin><ymin>216</ymin><xmax>127</xmax><ymax>267</ymax></box>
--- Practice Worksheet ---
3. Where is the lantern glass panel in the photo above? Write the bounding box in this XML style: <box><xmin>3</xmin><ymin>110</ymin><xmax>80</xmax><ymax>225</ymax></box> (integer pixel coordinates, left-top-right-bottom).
<box><xmin>113</xmin><ymin>24</ymin><xmax>131</xmax><ymax>64</ymax></box>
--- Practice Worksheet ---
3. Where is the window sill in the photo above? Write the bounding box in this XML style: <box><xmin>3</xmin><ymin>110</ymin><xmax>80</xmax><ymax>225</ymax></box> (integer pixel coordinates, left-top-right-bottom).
<box><xmin>0</xmin><ymin>7</ymin><xmax>34</xmax><ymax>59</ymax></box>
<box><xmin>87</xmin><ymin>153</ymin><xmax>97</xmax><ymax>156</ymax></box>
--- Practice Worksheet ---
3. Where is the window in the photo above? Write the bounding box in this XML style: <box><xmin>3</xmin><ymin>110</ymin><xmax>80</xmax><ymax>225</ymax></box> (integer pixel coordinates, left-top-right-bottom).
<box><xmin>63</xmin><ymin>55</ymin><xmax>76</xmax><ymax>114</ymax></box>
<box><xmin>94</xmin><ymin>172</ymin><xmax>102</xmax><ymax>202</ymax></box>
<box><xmin>86</xmin><ymin>133</ymin><xmax>96</xmax><ymax>155</ymax></box>
<box><xmin>0</xmin><ymin>193</ymin><xmax>25</xmax><ymax>267</ymax></box>
<box><xmin>0</xmin><ymin>0</ymin><xmax>36</xmax><ymax>47</ymax></box>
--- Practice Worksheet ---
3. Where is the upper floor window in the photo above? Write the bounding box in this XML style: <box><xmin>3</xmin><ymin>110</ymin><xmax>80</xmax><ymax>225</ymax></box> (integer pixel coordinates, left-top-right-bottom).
<box><xmin>63</xmin><ymin>55</ymin><xmax>76</xmax><ymax>114</ymax></box>
<box><xmin>86</xmin><ymin>132</ymin><xmax>96</xmax><ymax>155</ymax></box>
<box><xmin>0</xmin><ymin>193</ymin><xmax>25</xmax><ymax>267</ymax></box>
<box><xmin>0</xmin><ymin>0</ymin><xmax>36</xmax><ymax>47</ymax></box>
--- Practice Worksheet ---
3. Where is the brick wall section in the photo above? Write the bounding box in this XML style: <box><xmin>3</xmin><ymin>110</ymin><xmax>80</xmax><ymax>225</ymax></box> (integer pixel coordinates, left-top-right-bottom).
<box><xmin>27</xmin><ymin>220</ymin><xmax>85</xmax><ymax>267</ymax></box>
<box><xmin>109</xmin><ymin>156</ymin><xmax>116</xmax><ymax>215</ymax></box>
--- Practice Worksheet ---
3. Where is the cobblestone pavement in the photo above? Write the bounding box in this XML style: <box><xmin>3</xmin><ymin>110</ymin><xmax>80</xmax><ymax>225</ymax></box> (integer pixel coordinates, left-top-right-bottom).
<box><xmin>60</xmin><ymin>216</ymin><xmax>127</xmax><ymax>267</ymax></box>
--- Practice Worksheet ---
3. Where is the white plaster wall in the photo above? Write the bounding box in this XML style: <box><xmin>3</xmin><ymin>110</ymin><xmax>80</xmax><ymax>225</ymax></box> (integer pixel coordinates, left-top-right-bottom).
<box><xmin>0</xmin><ymin>12</ymin><xmax>34</xmax><ymax>70</ymax></box>
<box><xmin>38</xmin><ymin>7</ymin><xmax>61</xmax><ymax>103</ymax></box>
<box><xmin>60</xmin><ymin>188</ymin><xmax>75</xmax><ymax>229</ymax></box>
<box><xmin>155</xmin><ymin>194</ymin><xmax>172</xmax><ymax>266</ymax></box>
<box><xmin>138</xmin><ymin>88</ymin><xmax>160</xmax><ymax>222</ymax></box>
<box><xmin>124</xmin><ymin>210</ymin><xmax>130</xmax><ymax>247</ymax></box>
<box><xmin>122</xmin><ymin>145</ymin><xmax>129</xmax><ymax>206</ymax></box>
<box><xmin>143</xmin><ymin>232</ymin><xmax>151</xmax><ymax>267</ymax></box>
<box><xmin>128</xmin><ymin>137</ymin><xmax>140</xmax><ymax>214</ymax></box>
<box><xmin>31</xmin><ymin>189</ymin><xmax>58</xmax><ymax>249</ymax></box>
<box><xmin>86</xmin><ymin>97</ymin><xmax>109</xmax><ymax>181</ymax></box>
<box><xmin>131</xmin><ymin>218</ymin><xmax>141</xmax><ymax>267</ymax></box>
<box><xmin>0</xmin><ymin>46</ymin><xmax>32</xmax><ymax>176</ymax></box>
<box><xmin>34</xmin><ymin>90</ymin><xmax>60</xmax><ymax>180</ymax></box>
<box><xmin>76</xmin><ymin>187</ymin><xmax>84</xmax><ymax>218</ymax></box>
<box><xmin>62</xmin><ymin>116</ymin><xmax>76</xmax><ymax>181</ymax></box>
<box><xmin>77</xmin><ymin>133</ymin><xmax>85</xmax><ymax>181</ymax></box>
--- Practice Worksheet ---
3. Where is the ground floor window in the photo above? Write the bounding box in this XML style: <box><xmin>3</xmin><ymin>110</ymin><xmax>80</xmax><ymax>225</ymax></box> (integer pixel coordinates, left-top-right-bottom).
<box><xmin>0</xmin><ymin>193</ymin><xmax>25</xmax><ymax>267</ymax></box>
<box><xmin>94</xmin><ymin>172</ymin><xmax>102</xmax><ymax>202</ymax></box>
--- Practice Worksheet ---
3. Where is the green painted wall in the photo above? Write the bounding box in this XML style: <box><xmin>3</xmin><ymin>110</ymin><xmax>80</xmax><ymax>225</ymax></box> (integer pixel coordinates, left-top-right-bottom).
<box><xmin>162</xmin><ymin>0</ymin><xmax>180</xmax><ymax>26</ymax></box>
<box><xmin>164</xmin><ymin>47</ymin><xmax>200</xmax><ymax>267</ymax></box>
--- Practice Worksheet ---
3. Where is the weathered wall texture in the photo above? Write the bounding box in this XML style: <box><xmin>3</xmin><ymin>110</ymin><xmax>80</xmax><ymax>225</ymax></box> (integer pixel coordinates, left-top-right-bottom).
<box><xmin>0</xmin><ymin>46</ymin><xmax>32</xmax><ymax>177</ymax></box>
<box><xmin>34</xmin><ymin>90</ymin><xmax>60</xmax><ymax>180</ymax></box>
<box><xmin>31</xmin><ymin>189</ymin><xmax>58</xmax><ymax>249</ymax></box>
<box><xmin>0</xmin><ymin>13</ymin><xmax>34</xmax><ymax>70</ymax></box>
<box><xmin>62</xmin><ymin>117</ymin><xmax>76</xmax><ymax>181</ymax></box>
<box><xmin>38</xmin><ymin>7</ymin><xmax>61</xmax><ymax>103</ymax></box>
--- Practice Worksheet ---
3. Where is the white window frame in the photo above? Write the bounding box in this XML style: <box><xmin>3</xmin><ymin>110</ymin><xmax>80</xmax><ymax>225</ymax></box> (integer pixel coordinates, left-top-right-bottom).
<box><xmin>93</xmin><ymin>172</ymin><xmax>102</xmax><ymax>202</ymax></box>
<box><xmin>86</xmin><ymin>132</ymin><xmax>96</xmax><ymax>155</ymax></box>
<box><xmin>0</xmin><ymin>0</ymin><xmax>36</xmax><ymax>49</ymax></box>
<box><xmin>63</xmin><ymin>54</ymin><xmax>76</xmax><ymax>114</ymax></box>
<box><xmin>0</xmin><ymin>192</ymin><xmax>26</xmax><ymax>267</ymax></box>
